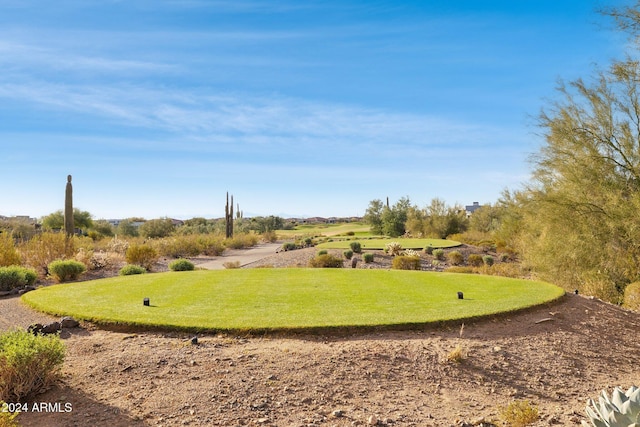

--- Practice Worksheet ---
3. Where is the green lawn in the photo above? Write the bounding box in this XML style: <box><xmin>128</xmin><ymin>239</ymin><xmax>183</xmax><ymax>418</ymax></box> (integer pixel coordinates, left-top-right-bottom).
<box><xmin>316</xmin><ymin>238</ymin><xmax>460</xmax><ymax>250</ymax></box>
<box><xmin>22</xmin><ymin>269</ymin><xmax>564</xmax><ymax>332</ymax></box>
<box><xmin>277</xmin><ymin>222</ymin><xmax>373</xmax><ymax>238</ymax></box>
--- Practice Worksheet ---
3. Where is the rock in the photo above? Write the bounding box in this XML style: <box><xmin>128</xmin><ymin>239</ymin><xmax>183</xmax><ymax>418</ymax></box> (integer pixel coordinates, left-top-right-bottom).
<box><xmin>41</xmin><ymin>322</ymin><xmax>61</xmax><ymax>334</ymax></box>
<box><xmin>332</xmin><ymin>409</ymin><xmax>344</xmax><ymax>418</ymax></box>
<box><xmin>367</xmin><ymin>415</ymin><xmax>378</xmax><ymax>425</ymax></box>
<box><xmin>60</xmin><ymin>317</ymin><xmax>80</xmax><ymax>328</ymax></box>
<box><xmin>27</xmin><ymin>323</ymin><xmax>44</xmax><ymax>334</ymax></box>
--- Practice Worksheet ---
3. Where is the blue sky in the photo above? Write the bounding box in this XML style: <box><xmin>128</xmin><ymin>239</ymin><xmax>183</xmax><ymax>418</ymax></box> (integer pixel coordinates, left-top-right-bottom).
<box><xmin>0</xmin><ymin>0</ymin><xmax>626</xmax><ymax>219</ymax></box>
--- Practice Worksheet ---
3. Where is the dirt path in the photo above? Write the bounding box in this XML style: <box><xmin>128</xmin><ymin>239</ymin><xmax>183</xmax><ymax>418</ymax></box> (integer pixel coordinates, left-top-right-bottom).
<box><xmin>195</xmin><ymin>242</ymin><xmax>282</xmax><ymax>269</ymax></box>
<box><xmin>4</xmin><ymin>294</ymin><xmax>640</xmax><ymax>427</ymax></box>
<box><xmin>0</xmin><ymin>295</ymin><xmax>57</xmax><ymax>332</ymax></box>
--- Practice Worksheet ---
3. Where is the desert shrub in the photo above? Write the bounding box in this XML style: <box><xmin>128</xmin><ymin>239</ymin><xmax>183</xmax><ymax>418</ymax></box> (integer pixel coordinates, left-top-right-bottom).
<box><xmin>309</xmin><ymin>254</ymin><xmax>343</xmax><ymax>268</ymax></box>
<box><xmin>467</xmin><ymin>254</ymin><xmax>484</xmax><ymax>267</ymax></box>
<box><xmin>225</xmin><ymin>233</ymin><xmax>258</xmax><ymax>249</ymax></box>
<box><xmin>345</xmin><ymin>231</ymin><xmax>355</xmax><ymax>236</ymax></box>
<box><xmin>198</xmin><ymin>235</ymin><xmax>225</xmax><ymax>256</ymax></box>
<box><xmin>119</xmin><ymin>264</ymin><xmax>147</xmax><ymax>276</ymax></box>
<box><xmin>262</xmin><ymin>230</ymin><xmax>278</xmax><ymax>243</ymax></box>
<box><xmin>303</xmin><ymin>237</ymin><xmax>313</xmax><ymax>247</ymax></box>
<box><xmin>139</xmin><ymin>218</ymin><xmax>174</xmax><ymax>238</ymax></box>
<box><xmin>404</xmin><ymin>249</ymin><xmax>420</xmax><ymax>257</ymax></box>
<box><xmin>317</xmin><ymin>249</ymin><xmax>328</xmax><ymax>256</ymax></box>
<box><xmin>18</xmin><ymin>232</ymin><xmax>72</xmax><ymax>276</ymax></box>
<box><xmin>125</xmin><ymin>244</ymin><xmax>158</xmax><ymax>271</ymax></box>
<box><xmin>169</xmin><ymin>258</ymin><xmax>195</xmax><ymax>271</ymax></box>
<box><xmin>47</xmin><ymin>259</ymin><xmax>86</xmax><ymax>282</ymax></box>
<box><xmin>385</xmin><ymin>241</ymin><xmax>403</xmax><ymax>256</ymax></box>
<box><xmin>0</xmin><ymin>266</ymin><xmax>37</xmax><ymax>292</ymax></box>
<box><xmin>623</xmin><ymin>282</ymin><xmax>640</xmax><ymax>311</ymax></box>
<box><xmin>423</xmin><ymin>245</ymin><xmax>434</xmax><ymax>255</ymax></box>
<box><xmin>223</xmin><ymin>261</ymin><xmax>241</xmax><ymax>269</ymax></box>
<box><xmin>0</xmin><ymin>235</ymin><xmax>20</xmax><ymax>267</ymax></box>
<box><xmin>479</xmin><ymin>263</ymin><xmax>527</xmax><ymax>279</ymax></box>
<box><xmin>444</xmin><ymin>266</ymin><xmax>474</xmax><ymax>274</ymax></box>
<box><xmin>445</xmin><ymin>344</ymin><xmax>467</xmax><ymax>363</ymax></box>
<box><xmin>392</xmin><ymin>256</ymin><xmax>421</xmax><ymax>270</ymax></box>
<box><xmin>363</xmin><ymin>253</ymin><xmax>374</xmax><ymax>263</ymax></box>
<box><xmin>500</xmin><ymin>253</ymin><xmax>510</xmax><ymax>262</ymax></box>
<box><xmin>0</xmin><ymin>404</ymin><xmax>19</xmax><ymax>427</ymax></box>
<box><xmin>0</xmin><ymin>329</ymin><xmax>65</xmax><ymax>401</ymax></box>
<box><xmin>498</xmin><ymin>400</ymin><xmax>539</xmax><ymax>427</ymax></box>
<box><xmin>343</xmin><ymin>250</ymin><xmax>353</xmax><ymax>260</ymax></box>
<box><xmin>107</xmin><ymin>236</ymin><xmax>130</xmax><ymax>255</ymax></box>
<box><xmin>483</xmin><ymin>255</ymin><xmax>495</xmax><ymax>266</ymax></box>
<box><xmin>446</xmin><ymin>250</ymin><xmax>463</xmax><ymax>266</ymax></box>
<box><xmin>155</xmin><ymin>236</ymin><xmax>202</xmax><ymax>258</ymax></box>
<box><xmin>281</xmin><ymin>242</ymin><xmax>297</xmax><ymax>252</ymax></box>
<box><xmin>432</xmin><ymin>248</ymin><xmax>445</xmax><ymax>260</ymax></box>
<box><xmin>349</xmin><ymin>241</ymin><xmax>362</xmax><ymax>253</ymax></box>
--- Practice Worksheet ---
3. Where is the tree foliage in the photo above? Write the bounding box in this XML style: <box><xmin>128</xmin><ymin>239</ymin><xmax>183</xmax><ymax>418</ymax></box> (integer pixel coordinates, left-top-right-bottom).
<box><xmin>520</xmin><ymin>6</ymin><xmax>640</xmax><ymax>301</ymax></box>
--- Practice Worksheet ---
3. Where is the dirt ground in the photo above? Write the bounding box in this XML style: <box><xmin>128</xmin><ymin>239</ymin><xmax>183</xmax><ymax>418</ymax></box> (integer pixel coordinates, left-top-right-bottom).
<box><xmin>4</xmin><ymin>246</ymin><xmax>640</xmax><ymax>426</ymax></box>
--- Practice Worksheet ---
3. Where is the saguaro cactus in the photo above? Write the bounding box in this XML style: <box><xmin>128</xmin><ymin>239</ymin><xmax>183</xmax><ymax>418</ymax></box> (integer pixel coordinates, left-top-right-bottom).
<box><xmin>64</xmin><ymin>175</ymin><xmax>74</xmax><ymax>237</ymax></box>
<box><xmin>225</xmin><ymin>192</ymin><xmax>234</xmax><ymax>238</ymax></box>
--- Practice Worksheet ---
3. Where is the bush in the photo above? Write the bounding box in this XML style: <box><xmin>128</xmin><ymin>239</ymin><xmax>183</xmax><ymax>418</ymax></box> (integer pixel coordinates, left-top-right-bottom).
<box><xmin>18</xmin><ymin>232</ymin><xmax>73</xmax><ymax>276</ymax></box>
<box><xmin>198</xmin><ymin>235</ymin><xmax>225</xmax><ymax>256</ymax></box>
<box><xmin>0</xmin><ymin>266</ymin><xmax>37</xmax><ymax>292</ymax></box>
<box><xmin>262</xmin><ymin>231</ymin><xmax>278</xmax><ymax>243</ymax></box>
<box><xmin>225</xmin><ymin>233</ymin><xmax>258</xmax><ymax>249</ymax></box>
<box><xmin>444</xmin><ymin>266</ymin><xmax>474</xmax><ymax>274</ymax></box>
<box><xmin>349</xmin><ymin>241</ymin><xmax>362</xmax><ymax>253</ymax></box>
<box><xmin>423</xmin><ymin>245</ymin><xmax>434</xmax><ymax>255</ymax></box>
<box><xmin>392</xmin><ymin>256</ymin><xmax>421</xmax><ymax>270</ymax></box>
<box><xmin>125</xmin><ymin>244</ymin><xmax>158</xmax><ymax>271</ymax></box>
<box><xmin>467</xmin><ymin>254</ymin><xmax>484</xmax><ymax>267</ymax></box>
<box><xmin>0</xmin><ymin>329</ymin><xmax>65</xmax><ymax>401</ymax></box>
<box><xmin>385</xmin><ymin>241</ymin><xmax>403</xmax><ymax>256</ymax></box>
<box><xmin>0</xmin><ymin>235</ymin><xmax>20</xmax><ymax>267</ymax></box>
<box><xmin>223</xmin><ymin>261</ymin><xmax>241</xmax><ymax>269</ymax></box>
<box><xmin>169</xmin><ymin>258</ymin><xmax>195</xmax><ymax>271</ymax></box>
<box><xmin>0</xmin><ymin>404</ymin><xmax>19</xmax><ymax>427</ymax></box>
<box><xmin>47</xmin><ymin>259</ymin><xmax>86</xmax><ymax>282</ymax></box>
<box><xmin>281</xmin><ymin>242</ymin><xmax>297</xmax><ymax>252</ymax></box>
<box><xmin>482</xmin><ymin>255</ymin><xmax>495</xmax><ymax>266</ymax></box>
<box><xmin>343</xmin><ymin>250</ymin><xmax>353</xmax><ymax>260</ymax></box>
<box><xmin>432</xmin><ymin>248</ymin><xmax>445</xmax><ymax>260</ymax></box>
<box><xmin>446</xmin><ymin>250</ymin><xmax>463</xmax><ymax>266</ymax></box>
<box><xmin>363</xmin><ymin>253</ymin><xmax>374</xmax><ymax>263</ymax></box>
<box><xmin>119</xmin><ymin>264</ymin><xmax>147</xmax><ymax>276</ymax></box>
<box><xmin>317</xmin><ymin>250</ymin><xmax>328</xmax><ymax>256</ymax></box>
<box><xmin>624</xmin><ymin>282</ymin><xmax>640</xmax><ymax>311</ymax></box>
<box><xmin>156</xmin><ymin>236</ymin><xmax>202</xmax><ymax>258</ymax></box>
<box><xmin>498</xmin><ymin>400</ymin><xmax>539</xmax><ymax>427</ymax></box>
<box><xmin>309</xmin><ymin>254</ymin><xmax>343</xmax><ymax>268</ymax></box>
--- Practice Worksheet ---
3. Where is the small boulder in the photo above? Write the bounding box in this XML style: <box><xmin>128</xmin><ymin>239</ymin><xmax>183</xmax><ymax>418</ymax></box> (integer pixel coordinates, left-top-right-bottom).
<box><xmin>41</xmin><ymin>322</ymin><xmax>61</xmax><ymax>334</ymax></box>
<box><xmin>60</xmin><ymin>317</ymin><xmax>80</xmax><ymax>328</ymax></box>
<box><xmin>27</xmin><ymin>323</ymin><xmax>44</xmax><ymax>335</ymax></box>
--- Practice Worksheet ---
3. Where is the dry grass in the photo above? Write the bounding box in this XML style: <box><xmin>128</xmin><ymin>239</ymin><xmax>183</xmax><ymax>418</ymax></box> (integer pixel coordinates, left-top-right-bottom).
<box><xmin>498</xmin><ymin>400</ymin><xmax>539</xmax><ymax>427</ymax></box>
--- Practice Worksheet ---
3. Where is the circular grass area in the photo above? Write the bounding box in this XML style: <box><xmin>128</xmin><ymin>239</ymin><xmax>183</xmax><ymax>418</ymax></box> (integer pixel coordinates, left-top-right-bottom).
<box><xmin>22</xmin><ymin>269</ymin><xmax>564</xmax><ymax>332</ymax></box>
<box><xmin>316</xmin><ymin>238</ymin><xmax>460</xmax><ymax>250</ymax></box>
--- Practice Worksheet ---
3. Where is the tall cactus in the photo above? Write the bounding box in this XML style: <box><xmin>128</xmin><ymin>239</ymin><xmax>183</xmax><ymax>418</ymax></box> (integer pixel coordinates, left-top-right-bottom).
<box><xmin>225</xmin><ymin>192</ymin><xmax>234</xmax><ymax>238</ymax></box>
<box><xmin>64</xmin><ymin>175</ymin><xmax>74</xmax><ymax>237</ymax></box>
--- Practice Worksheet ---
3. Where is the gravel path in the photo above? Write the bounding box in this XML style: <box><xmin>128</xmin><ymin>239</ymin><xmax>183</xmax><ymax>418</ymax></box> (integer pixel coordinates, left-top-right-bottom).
<box><xmin>0</xmin><ymin>295</ymin><xmax>57</xmax><ymax>331</ymax></box>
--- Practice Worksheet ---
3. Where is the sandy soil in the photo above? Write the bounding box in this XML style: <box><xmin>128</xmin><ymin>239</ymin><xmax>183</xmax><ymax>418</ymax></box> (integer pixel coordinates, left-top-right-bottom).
<box><xmin>3</xmin><ymin>246</ymin><xmax>640</xmax><ymax>426</ymax></box>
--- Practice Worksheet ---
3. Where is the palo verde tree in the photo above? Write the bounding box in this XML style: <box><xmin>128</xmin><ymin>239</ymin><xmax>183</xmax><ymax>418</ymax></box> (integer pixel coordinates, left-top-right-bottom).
<box><xmin>521</xmin><ymin>4</ymin><xmax>640</xmax><ymax>302</ymax></box>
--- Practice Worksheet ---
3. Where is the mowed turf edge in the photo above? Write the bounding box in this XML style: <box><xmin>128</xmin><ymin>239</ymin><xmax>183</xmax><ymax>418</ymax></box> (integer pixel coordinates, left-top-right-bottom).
<box><xmin>21</xmin><ymin>269</ymin><xmax>565</xmax><ymax>332</ymax></box>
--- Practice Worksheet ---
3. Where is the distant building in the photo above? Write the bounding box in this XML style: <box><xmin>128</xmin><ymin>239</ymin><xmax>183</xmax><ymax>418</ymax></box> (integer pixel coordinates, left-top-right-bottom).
<box><xmin>465</xmin><ymin>202</ymin><xmax>483</xmax><ymax>215</ymax></box>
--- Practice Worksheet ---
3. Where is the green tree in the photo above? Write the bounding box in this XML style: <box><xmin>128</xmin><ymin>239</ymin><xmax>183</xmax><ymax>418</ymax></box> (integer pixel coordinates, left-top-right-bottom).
<box><xmin>381</xmin><ymin>197</ymin><xmax>411</xmax><ymax>237</ymax></box>
<box><xmin>139</xmin><ymin>218</ymin><xmax>175</xmax><ymax>239</ymax></box>
<box><xmin>116</xmin><ymin>219</ymin><xmax>139</xmax><ymax>237</ymax></box>
<box><xmin>521</xmin><ymin>5</ymin><xmax>640</xmax><ymax>301</ymax></box>
<box><xmin>364</xmin><ymin>199</ymin><xmax>384</xmax><ymax>235</ymax></box>
<box><xmin>41</xmin><ymin>209</ymin><xmax>93</xmax><ymax>232</ymax></box>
